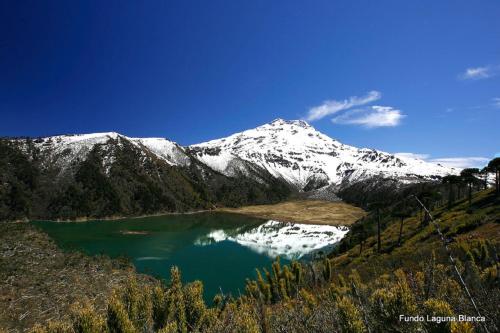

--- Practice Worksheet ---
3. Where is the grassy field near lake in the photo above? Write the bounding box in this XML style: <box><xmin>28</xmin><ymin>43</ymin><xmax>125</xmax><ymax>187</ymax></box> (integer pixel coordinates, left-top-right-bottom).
<box><xmin>219</xmin><ymin>200</ymin><xmax>365</xmax><ymax>226</ymax></box>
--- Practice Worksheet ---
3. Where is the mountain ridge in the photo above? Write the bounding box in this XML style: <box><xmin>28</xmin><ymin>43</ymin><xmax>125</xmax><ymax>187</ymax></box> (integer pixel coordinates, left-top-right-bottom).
<box><xmin>190</xmin><ymin>118</ymin><xmax>456</xmax><ymax>190</ymax></box>
<box><xmin>10</xmin><ymin>119</ymin><xmax>457</xmax><ymax>191</ymax></box>
<box><xmin>0</xmin><ymin>132</ymin><xmax>292</xmax><ymax>220</ymax></box>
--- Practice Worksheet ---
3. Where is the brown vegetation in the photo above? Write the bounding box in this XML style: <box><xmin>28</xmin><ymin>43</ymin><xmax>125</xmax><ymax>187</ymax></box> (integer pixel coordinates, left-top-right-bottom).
<box><xmin>0</xmin><ymin>222</ymin><xmax>155</xmax><ymax>332</ymax></box>
<box><xmin>218</xmin><ymin>200</ymin><xmax>366</xmax><ymax>226</ymax></box>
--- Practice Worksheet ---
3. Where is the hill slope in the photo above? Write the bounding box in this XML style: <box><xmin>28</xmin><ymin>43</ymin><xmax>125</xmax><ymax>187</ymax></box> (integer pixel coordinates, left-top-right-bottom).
<box><xmin>0</xmin><ymin>136</ymin><xmax>291</xmax><ymax>220</ymax></box>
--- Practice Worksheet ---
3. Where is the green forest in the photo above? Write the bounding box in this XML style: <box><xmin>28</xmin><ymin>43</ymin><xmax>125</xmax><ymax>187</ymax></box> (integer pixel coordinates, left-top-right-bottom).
<box><xmin>0</xmin><ymin>138</ymin><xmax>291</xmax><ymax>221</ymax></box>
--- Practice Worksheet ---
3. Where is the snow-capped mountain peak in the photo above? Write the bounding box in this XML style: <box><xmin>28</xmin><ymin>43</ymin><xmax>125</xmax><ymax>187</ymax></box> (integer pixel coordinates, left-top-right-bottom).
<box><xmin>268</xmin><ymin>118</ymin><xmax>312</xmax><ymax>129</ymax></box>
<box><xmin>14</xmin><ymin>119</ymin><xmax>456</xmax><ymax>192</ymax></box>
<box><xmin>190</xmin><ymin>119</ymin><xmax>455</xmax><ymax>190</ymax></box>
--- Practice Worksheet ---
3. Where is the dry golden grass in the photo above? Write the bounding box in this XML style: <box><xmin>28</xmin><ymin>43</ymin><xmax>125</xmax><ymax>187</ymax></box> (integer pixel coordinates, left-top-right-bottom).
<box><xmin>219</xmin><ymin>200</ymin><xmax>365</xmax><ymax>226</ymax></box>
<box><xmin>0</xmin><ymin>222</ymin><xmax>154</xmax><ymax>332</ymax></box>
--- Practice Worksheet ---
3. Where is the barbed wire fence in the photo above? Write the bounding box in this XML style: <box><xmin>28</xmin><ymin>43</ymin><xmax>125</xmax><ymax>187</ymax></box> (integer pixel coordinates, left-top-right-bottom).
<box><xmin>411</xmin><ymin>194</ymin><xmax>490</xmax><ymax>333</ymax></box>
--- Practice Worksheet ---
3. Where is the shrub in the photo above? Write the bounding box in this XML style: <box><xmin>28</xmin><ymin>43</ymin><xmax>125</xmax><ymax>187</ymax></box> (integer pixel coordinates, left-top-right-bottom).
<box><xmin>336</xmin><ymin>296</ymin><xmax>366</xmax><ymax>333</ymax></box>
<box><xmin>422</xmin><ymin>299</ymin><xmax>454</xmax><ymax>333</ymax></box>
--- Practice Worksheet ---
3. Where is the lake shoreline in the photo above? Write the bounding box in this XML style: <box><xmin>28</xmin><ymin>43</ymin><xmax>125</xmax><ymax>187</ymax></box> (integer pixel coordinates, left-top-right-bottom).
<box><xmin>28</xmin><ymin>208</ymin><xmax>214</xmax><ymax>223</ymax></box>
<box><xmin>13</xmin><ymin>199</ymin><xmax>365</xmax><ymax>226</ymax></box>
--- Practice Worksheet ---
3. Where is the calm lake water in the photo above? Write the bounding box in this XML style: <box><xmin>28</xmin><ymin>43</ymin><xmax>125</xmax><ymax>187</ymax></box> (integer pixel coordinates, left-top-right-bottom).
<box><xmin>32</xmin><ymin>212</ymin><xmax>347</xmax><ymax>301</ymax></box>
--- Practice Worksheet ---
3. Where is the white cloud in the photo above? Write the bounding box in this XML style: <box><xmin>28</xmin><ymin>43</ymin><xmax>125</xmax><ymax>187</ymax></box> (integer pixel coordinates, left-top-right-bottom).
<box><xmin>395</xmin><ymin>153</ymin><xmax>490</xmax><ymax>169</ymax></box>
<box><xmin>459</xmin><ymin>66</ymin><xmax>493</xmax><ymax>80</ymax></box>
<box><xmin>492</xmin><ymin>98</ymin><xmax>500</xmax><ymax>108</ymax></box>
<box><xmin>428</xmin><ymin>157</ymin><xmax>490</xmax><ymax>169</ymax></box>
<box><xmin>305</xmin><ymin>90</ymin><xmax>381</xmax><ymax>122</ymax></box>
<box><xmin>331</xmin><ymin>105</ymin><xmax>405</xmax><ymax>128</ymax></box>
<box><xmin>395</xmin><ymin>152</ymin><xmax>431</xmax><ymax>160</ymax></box>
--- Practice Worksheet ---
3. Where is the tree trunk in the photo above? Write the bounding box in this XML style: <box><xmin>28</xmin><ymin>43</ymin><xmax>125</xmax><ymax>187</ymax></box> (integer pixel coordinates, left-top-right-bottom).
<box><xmin>421</xmin><ymin>211</ymin><xmax>430</xmax><ymax>227</ymax></box>
<box><xmin>447</xmin><ymin>183</ymin><xmax>453</xmax><ymax>209</ymax></box>
<box><xmin>448</xmin><ymin>184</ymin><xmax>451</xmax><ymax>209</ymax></box>
<box><xmin>398</xmin><ymin>217</ymin><xmax>404</xmax><ymax>246</ymax></box>
<box><xmin>495</xmin><ymin>170</ymin><xmax>500</xmax><ymax>195</ymax></box>
<box><xmin>377</xmin><ymin>209</ymin><xmax>381</xmax><ymax>253</ymax></box>
<box><xmin>468</xmin><ymin>183</ymin><xmax>472</xmax><ymax>207</ymax></box>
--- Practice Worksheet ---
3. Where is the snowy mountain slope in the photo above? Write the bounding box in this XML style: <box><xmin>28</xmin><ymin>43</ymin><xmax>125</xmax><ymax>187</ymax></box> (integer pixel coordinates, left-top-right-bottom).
<box><xmin>20</xmin><ymin>133</ymin><xmax>276</xmax><ymax>184</ymax></box>
<box><xmin>22</xmin><ymin>133</ymin><xmax>191</xmax><ymax>176</ymax></box>
<box><xmin>190</xmin><ymin>119</ymin><xmax>456</xmax><ymax>190</ymax></box>
<box><xmin>5</xmin><ymin>131</ymin><xmax>293</xmax><ymax>219</ymax></box>
<box><xmin>15</xmin><ymin>118</ymin><xmax>456</xmax><ymax>192</ymax></box>
<box><xmin>129</xmin><ymin>137</ymin><xmax>191</xmax><ymax>166</ymax></box>
<box><xmin>25</xmin><ymin>132</ymin><xmax>122</xmax><ymax>174</ymax></box>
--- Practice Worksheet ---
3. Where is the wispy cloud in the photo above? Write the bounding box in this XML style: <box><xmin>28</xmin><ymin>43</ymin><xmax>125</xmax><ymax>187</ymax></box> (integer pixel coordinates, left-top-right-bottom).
<box><xmin>492</xmin><ymin>98</ymin><xmax>500</xmax><ymax>108</ymax></box>
<box><xmin>395</xmin><ymin>152</ymin><xmax>430</xmax><ymax>160</ymax></box>
<box><xmin>428</xmin><ymin>157</ymin><xmax>490</xmax><ymax>169</ymax></box>
<box><xmin>459</xmin><ymin>65</ymin><xmax>499</xmax><ymax>80</ymax></box>
<box><xmin>331</xmin><ymin>105</ymin><xmax>405</xmax><ymax>128</ymax></box>
<box><xmin>395</xmin><ymin>152</ymin><xmax>490</xmax><ymax>169</ymax></box>
<box><xmin>305</xmin><ymin>91</ymin><xmax>381</xmax><ymax>122</ymax></box>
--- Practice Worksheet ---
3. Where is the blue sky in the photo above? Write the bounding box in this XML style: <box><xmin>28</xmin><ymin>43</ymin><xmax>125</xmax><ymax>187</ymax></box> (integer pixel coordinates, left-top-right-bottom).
<box><xmin>1</xmin><ymin>1</ymin><xmax>499</xmax><ymax>168</ymax></box>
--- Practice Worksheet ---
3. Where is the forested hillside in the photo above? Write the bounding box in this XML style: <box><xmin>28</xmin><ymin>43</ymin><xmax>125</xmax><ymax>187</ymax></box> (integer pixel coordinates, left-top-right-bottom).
<box><xmin>0</xmin><ymin>139</ymin><xmax>291</xmax><ymax>221</ymax></box>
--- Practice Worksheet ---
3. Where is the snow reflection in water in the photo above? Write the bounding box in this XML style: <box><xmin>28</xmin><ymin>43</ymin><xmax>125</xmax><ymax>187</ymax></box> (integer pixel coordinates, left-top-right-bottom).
<box><xmin>194</xmin><ymin>220</ymin><xmax>349</xmax><ymax>260</ymax></box>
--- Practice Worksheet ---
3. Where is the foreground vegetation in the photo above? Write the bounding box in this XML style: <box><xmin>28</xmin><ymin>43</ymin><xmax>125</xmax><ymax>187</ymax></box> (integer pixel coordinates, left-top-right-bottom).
<box><xmin>218</xmin><ymin>200</ymin><xmax>366</xmax><ymax>226</ymax></box>
<box><xmin>9</xmin><ymin>187</ymin><xmax>498</xmax><ymax>333</ymax></box>
<box><xmin>0</xmin><ymin>222</ymin><xmax>155</xmax><ymax>332</ymax></box>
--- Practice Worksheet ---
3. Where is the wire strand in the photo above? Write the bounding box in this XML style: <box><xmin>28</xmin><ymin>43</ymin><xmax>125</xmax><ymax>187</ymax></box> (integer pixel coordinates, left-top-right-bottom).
<box><xmin>411</xmin><ymin>195</ymin><xmax>489</xmax><ymax>333</ymax></box>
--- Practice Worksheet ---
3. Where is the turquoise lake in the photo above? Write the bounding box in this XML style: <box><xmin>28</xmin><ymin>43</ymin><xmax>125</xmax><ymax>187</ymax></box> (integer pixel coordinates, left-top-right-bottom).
<box><xmin>32</xmin><ymin>212</ymin><xmax>347</xmax><ymax>302</ymax></box>
<box><xmin>32</xmin><ymin>212</ymin><xmax>289</xmax><ymax>302</ymax></box>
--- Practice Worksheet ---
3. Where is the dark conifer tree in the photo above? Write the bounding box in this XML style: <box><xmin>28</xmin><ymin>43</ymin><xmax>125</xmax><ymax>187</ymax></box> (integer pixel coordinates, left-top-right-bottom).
<box><xmin>392</xmin><ymin>201</ymin><xmax>412</xmax><ymax>246</ymax></box>
<box><xmin>441</xmin><ymin>175</ymin><xmax>455</xmax><ymax>209</ymax></box>
<box><xmin>368</xmin><ymin>201</ymin><xmax>386</xmax><ymax>253</ymax></box>
<box><xmin>488</xmin><ymin>157</ymin><xmax>500</xmax><ymax>195</ymax></box>
<box><xmin>460</xmin><ymin>168</ymin><xmax>480</xmax><ymax>207</ymax></box>
<box><xmin>480</xmin><ymin>166</ymin><xmax>489</xmax><ymax>190</ymax></box>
